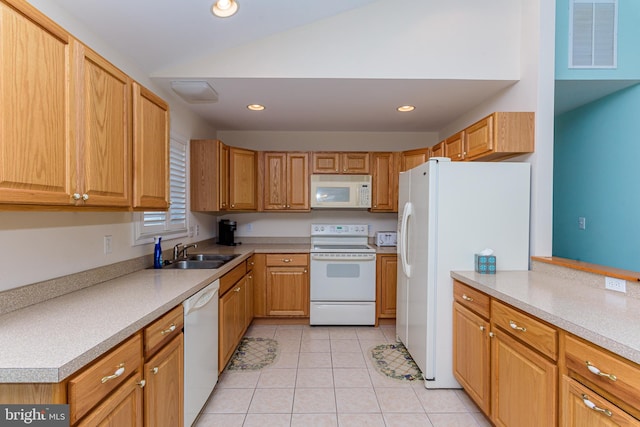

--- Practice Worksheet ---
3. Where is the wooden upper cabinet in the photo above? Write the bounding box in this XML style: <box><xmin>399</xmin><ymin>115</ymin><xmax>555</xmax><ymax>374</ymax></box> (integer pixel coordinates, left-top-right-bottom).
<box><xmin>312</xmin><ymin>152</ymin><xmax>369</xmax><ymax>174</ymax></box>
<box><xmin>430</xmin><ymin>142</ymin><xmax>445</xmax><ymax>159</ymax></box>
<box><xmin>229</xmin><ymin>146</ymin><xmax>257</xmax><ymax>210</ymax></box>
<box><xmin>132</xmin><ymin>83</ymin><xmax>170</xmax><ymax>210</ymax></box>
<box><xmin>190</xmin><ymin>139</ymin><xmax>229</xmax><ymax>212</ymax></box>
<box><xmin>465</xmin><ymin>112</ymin><xmax>535</xmax><ymax>161</ymax></box>
<box><xmin>401</xmin><ymin>148</ymin><xmax>430</xmax><ymax>172</ymax></box>
<box><xmin>371</xmin><ymin>152</ymin><xmax>397</xmax><ymax>212</ymax></box>
<box><xmin>445</xmin><ymin>132</ymin><xmax>465</xmax><ymax>161</ymax></box>
<box><xmin>75</xmin><ymin>42</ymin><xmax>131</xmax><ymax>207</ymax></box>
<box><xmin>0</xmin><ymin>0</ymin><xmax>75</xmax><ymax>206</ymax></box>
<box><xmin>341</xmin><ymin>152</ymin><xmax>369</xmax><ymax>173</ymax></box>
<box><xmin>263</xmin><ymin>152</ymin><xmax>309</xmax><ymax>211</ymax></box>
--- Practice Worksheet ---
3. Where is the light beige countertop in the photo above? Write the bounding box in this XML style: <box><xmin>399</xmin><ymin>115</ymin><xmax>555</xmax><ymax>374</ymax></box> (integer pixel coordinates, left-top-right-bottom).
<box><xmin>451</xmin><ymin>270</ymin><xmax>640</xmax><ymax>365</ymax></box>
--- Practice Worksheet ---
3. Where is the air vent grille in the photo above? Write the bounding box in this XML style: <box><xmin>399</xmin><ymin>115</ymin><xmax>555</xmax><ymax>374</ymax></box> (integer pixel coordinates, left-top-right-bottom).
<box><xmin>569</xmin><ymin>0</ymin><xmax>617</xmax><ymax>68</ymax></box>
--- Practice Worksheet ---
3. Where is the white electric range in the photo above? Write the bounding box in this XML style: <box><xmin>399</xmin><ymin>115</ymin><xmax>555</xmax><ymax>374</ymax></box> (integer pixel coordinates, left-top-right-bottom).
<box><xmin>309</xmin><ymin>224</ymin><xmax>377</xmax><ymax>325</ymax></box>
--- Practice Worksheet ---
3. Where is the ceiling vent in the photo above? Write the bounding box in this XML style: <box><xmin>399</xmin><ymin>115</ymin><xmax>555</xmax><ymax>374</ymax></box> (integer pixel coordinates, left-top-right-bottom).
<box><xmin>569</xmin><ymin>0</ymin><xmax>617</xmax><ymax>68</ymax></box>
<box><xmin>170</xmin><ymin>81</ymin><xmax>219</xmax><ymax>103</ymax></box>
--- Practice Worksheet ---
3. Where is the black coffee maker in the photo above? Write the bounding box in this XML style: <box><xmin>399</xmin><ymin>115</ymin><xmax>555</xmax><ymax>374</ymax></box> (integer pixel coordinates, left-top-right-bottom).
<box><xmin>217</xmin><ymin>219</ymin><xmax>237</xmax><ymax>246</ymax></box>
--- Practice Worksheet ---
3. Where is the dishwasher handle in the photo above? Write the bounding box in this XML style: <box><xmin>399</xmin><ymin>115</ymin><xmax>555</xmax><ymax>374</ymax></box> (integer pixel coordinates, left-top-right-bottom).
<box><xmin>184</xmin><ymin>280</ymin><xmax>219</xmax><ymax>315</ymax></box>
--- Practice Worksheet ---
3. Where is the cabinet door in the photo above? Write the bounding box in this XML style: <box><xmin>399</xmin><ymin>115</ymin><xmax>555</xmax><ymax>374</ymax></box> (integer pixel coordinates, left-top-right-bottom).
<box><xmin>312</xmin><ymin>152</ymin><xmax>340</xmax><ymax>173</ymax></box>
<box><xmin>376</xmin><ymin>254</ymin><xmax>397</xmax><ymax>318</ymax></box>
<box><xmin>561</xmin><ymin>376</ymin><xmax>640</xmax><ymax>427</ymax></box>
<box><xmin>445</xmin><ymin>132</ymin><xmax>465</xmax><ymax>161</ymax></box>
<box><xmin>341</xmin><ymin>152</ymin><xmax>370</xmax><ymax>173</ymax></box>
<box><xmin>75</xmin><ymin>374</ymin><xmax>143</xmax><ymax>427</ymax></box>
<box><xmin>132</xmin><ymin>83</ymin><xmax>169</xmax><ymax>210</ymax></box>
<box><xmin>263</xmin><ymin>152</ymin><xmax>287</xmax><ymax>210</ymax></box>
<box><xmin>219</xmin><ymin>286</ymin><xmax>242</xmax><ymax>372</ymax></box>
<box><xmin>75</xmin><ymin>43</ymin><xmax>131</xmax><ymax>207</ymax></box>
<box><xmin>453</xmin><ymin>302</ymin><xmax>490</xmax><ymax>415</ymax></box>
<box><xmin>243</xmin><ymin>273</ymin><xmax>254</xmax><ymax>331</ymax></box>
<box><xmin>465</xmin><ymin>116</ymin><xmax>493</xmax><ymax>160</ymax></box>
<box><xmin>430</xmin><ymin>142</ymin><xmax>445</xmax><ymax>159</ymax></box>
<box><xmin>287</xmin><ymin>152</ymin><xmax>310</xmax><ymax>210</ymax></box>
<box><xmin>401</xmin><ymin>148</ymin><xmax>429</xmax><ymax>172</ymax></box>
<box><xmin>0</xmin><ymin>1</ymin><xmax>75</xmax><ymax>205</ymax></box>
<box><xmin>491</xmin><ymin>328</ymin><xmax>557</xmax><ymax>427</ymax></box>
<box><xmin>229</xmin><ymin>147</ymin><xmax>257</xmax><ymax>210</ymax></box>
<box><xmin>266</xmin><ymin>266</ymin><xmax>309</xmax><ymax>316</ymax></box>
<box><xmin>144</xmin><ymin>334</ymin><xmax>183</xmax><ymax>427</ymax></box>
<box><xmin>371</xmin><ymin>152</ymin><xmax>396</xmax><ymax>211</ymax></box>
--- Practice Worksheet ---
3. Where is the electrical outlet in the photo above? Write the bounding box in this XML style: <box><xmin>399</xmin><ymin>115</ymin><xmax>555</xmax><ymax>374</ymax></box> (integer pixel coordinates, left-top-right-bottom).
<box><xmin>246</xmin><ymin>223</ymin><xmax>253</xmax><ymax>232</ymax></box>
<box><xmin>104</xmin><ymin>235</ymin><xmax>112</xmax><ymax>254</ymax></box>
<box><xmin>578</xmin><ymin>217</ymin><xmax>586</xmax><ymax>230</ymax></box>
<box><xmin>605</xmin><ymin>276</ymin><xmax>626</xmax><ymax>293</ymax></box>
<box><xmin>195</xmin><ymin>224</ymin><xmax>200</xmax><ymax>236</ymax></box>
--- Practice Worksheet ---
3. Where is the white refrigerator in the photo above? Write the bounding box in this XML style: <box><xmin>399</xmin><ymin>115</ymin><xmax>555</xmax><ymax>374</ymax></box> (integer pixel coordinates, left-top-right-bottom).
<box><xmin>397</xmin><ymin>158</ymin><xmax>530</xmax><ymax>388</ymax></box>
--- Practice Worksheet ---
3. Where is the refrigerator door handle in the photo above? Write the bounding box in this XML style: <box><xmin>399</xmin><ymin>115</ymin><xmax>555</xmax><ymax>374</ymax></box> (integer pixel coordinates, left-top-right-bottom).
<box><xmin>400</xmin><ymin>202</ymin><xmax>413</xmax><ymax>278</ymax></box>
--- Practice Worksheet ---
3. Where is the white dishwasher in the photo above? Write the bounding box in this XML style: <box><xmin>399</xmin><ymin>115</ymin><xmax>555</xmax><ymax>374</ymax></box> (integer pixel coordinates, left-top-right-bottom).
<box><xmin>183</xmin><ymin>279</ymin><xmax>219</xmax><ymax>427</ymax></box>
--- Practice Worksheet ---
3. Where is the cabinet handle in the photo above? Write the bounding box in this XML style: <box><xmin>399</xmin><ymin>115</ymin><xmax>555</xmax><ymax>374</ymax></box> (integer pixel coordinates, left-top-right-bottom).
<box><xmin>82</xmin><ymin>193</ymin><xmax>89</xmax><ymax>201</ymax></box>
<box><xmin>303</xmin><ymin>269</ymin><xmax>308</xmax><ymax>273</ymax></box>
<box><xmin>72</xmin><ymin>193</ymin><xmax>81</xmax><ymax>200</ymax></box>
<box><xmin>235</xmin><ymin>287</ymin><xmax>241</xmax><ymax>292</ymax></box>
<box><xmin>282</xmin><ymin>258</ymin><xmax>292</xmax><ymax>263</ymax></box>
<box><xmin>137</xmin><ymin>379</ymin><xmax>146</xmax><ymax>388</ymax></box>
<box><xmin>489</xmin><ymin>332</ymin><xmax>495</xmax><ymax>338</ymax></box>
<box><xmin>462</xmin><ymin>294</ymin><xmax>474</xmax><ymax>302</ymax></box>
<box><xmin>231</xmin><ymin>204</ymin><xmax>235</xmax><ymax>208</ymax></box>
<box><xmin>509</xmin><ymin>320</ymin><xmax>527</xmax><ymax>332</ymax></box>
<box><xmin>479</xmin><ymin>325</ymin><xmax>485</xmax><ymax>331</ymax></box>
<box><xmin>581</xmin><ymin>394</ymin><xmax>613</xmax><ymax>417</ymax></box>
<box><xmin>586</xmin><ymin>361</ymin><xmax>617</xmax><ymax>382</ymax></box>
<box><xmin>160</xmin><ymin>324</ymin><xmax>176</xmax><ymax>335</ymax></box>
<box><xmin>101</xmin><ymin>363</ymin><xmax>125</xmax><ymax>383</ymax></box>
<box><xmin>151</xmin><ymin>367</ymin><xmax>159</xmax><ymax>375</ymax></box>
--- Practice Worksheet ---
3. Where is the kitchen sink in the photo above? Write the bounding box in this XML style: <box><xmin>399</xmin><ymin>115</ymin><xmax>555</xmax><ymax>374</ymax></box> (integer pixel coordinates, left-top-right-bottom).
<box><xmin>186</xmin><ymin>254</ymin><xmax>239</xmax><ymax>262</ymax></box>
<box><xmin>163</xmin><ymin>260</ymin><xmax>226</xmax><ymax>269</ymax></box>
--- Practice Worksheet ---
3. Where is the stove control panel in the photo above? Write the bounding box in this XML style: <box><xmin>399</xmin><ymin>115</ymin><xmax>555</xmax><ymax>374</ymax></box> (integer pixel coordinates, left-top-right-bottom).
<box><xmin>311</xmin><ymin>224</ymin><xmax>369</xmax><ymax>236</ymax></box>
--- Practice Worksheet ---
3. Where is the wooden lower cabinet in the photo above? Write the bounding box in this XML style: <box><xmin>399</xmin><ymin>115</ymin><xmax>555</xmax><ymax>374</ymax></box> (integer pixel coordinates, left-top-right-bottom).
<box><xmin>491</xmin><ymin>327</ymin><xmax>557</xmax><ymax>427</ymax></box>
<box><xmin>143</xmin><ymin>334</ymin><xmax>183</xmax><ymax>427</ymax></box>
<box><xmin>265</xmin><ymin>254</ymin><xmax>309</xmax><ymax>317</ymax></box>
<box><xmin>561</xmin><ymin>376</ymin><xmax>640</xmax><ymax>427</ymax></box>
<box><xmin>218</xmin><ymin>267</ymin><xmax>253</xmax><ymax>373</ymax></box>
<box><xmin>452</xmin><ymin>302</ymin><xmax>490</xmax><ymax>415</ymax></box>
<box><xmin>75</xmin><ymin>374</ymin><xmax>144</xmax><ymax>427</ymax></box>
<box><xmin>376</xmin><ymin>254</ymin><xmax>397</xmax><ymax>320</ymax></box>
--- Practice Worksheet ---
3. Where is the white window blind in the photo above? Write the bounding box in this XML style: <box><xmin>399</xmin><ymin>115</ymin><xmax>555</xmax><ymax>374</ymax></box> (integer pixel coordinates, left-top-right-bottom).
<box><xmin>135</xmin><ymin>134</ymin><xmax>188</xmax><ymax>243</ymax></box>
<box><xmin>569</xmin><ymin>0</ymin><xmax>617</xmax><ymax>68</ymax></box>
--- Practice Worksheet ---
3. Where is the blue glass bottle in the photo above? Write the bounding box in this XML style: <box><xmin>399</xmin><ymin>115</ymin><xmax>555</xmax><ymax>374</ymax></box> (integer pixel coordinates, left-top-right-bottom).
<box><xmin>153</xmin><ymin>236</ymin><xmax>163</xmax><ymax>268</ymax></box>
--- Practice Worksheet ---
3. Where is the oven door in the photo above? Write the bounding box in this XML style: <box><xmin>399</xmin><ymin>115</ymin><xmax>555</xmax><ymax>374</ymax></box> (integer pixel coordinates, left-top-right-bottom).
<box><xmin>310</xmin><ymin>253</ymin><xmax>376</xmax><ymax>301</ymax></box>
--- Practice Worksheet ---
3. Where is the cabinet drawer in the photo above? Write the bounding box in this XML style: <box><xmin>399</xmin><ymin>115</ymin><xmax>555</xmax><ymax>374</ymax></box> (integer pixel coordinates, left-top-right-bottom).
<box><xmin>68</xmin><ymin>333</ymin><xmax>142</xmax><ymax>424</ymax></box>
<box><xmin>453</xmin><ymin>280</ymin><xmax>490</xmax><ymax>318</ymax></box>
<box><xmin>491</xmin><ymin>300</ymin><xmax>557</xmax><ymax>360</ymax></box>
<box><xmin>143</xmin><ymin>305</ymin><xmax>183</xmax><ymax>358</ymax></box>
<box><xmin>266</xmin><ymin>254</ymin><xmax>308</xmax><ymax>267</ymax></box>
<box><xmin>564</xmin><ymin>334</ymin><xmax>640</xmax><ymax>413</ymax></box>
<box><xmin>562</xmin><ymin>375</ymin><xmax>640</xmax><ymax>427</ymax></box>
<box><xmin>220</xmin><ymin>261</ymin><xmax>247</xmax><ymax>295</ymax></box>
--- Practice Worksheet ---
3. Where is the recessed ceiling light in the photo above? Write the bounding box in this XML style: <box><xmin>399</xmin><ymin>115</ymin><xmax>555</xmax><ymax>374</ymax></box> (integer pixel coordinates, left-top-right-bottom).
<box><xmin>212</xmin><ymin>0</ymin><xmax>238</xmax><ymax>18</ymax></box>
<box><xmin>397</xmin><ymin>105</ymin><xmax>415</xmax><ymax>112</ymax></box>
<box><xmin>247</xmin><ymin>104</ymin><xmax>265</xmax><ymax>111</ymax></box>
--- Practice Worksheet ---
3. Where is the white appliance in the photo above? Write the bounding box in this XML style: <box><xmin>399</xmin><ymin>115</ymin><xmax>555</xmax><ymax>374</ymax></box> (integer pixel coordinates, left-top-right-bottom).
<box><xmin>397</xmin><ymin>158</ymin><xmax>530</xmax><ymax>388</ymax></box>
<box><xmin>375</xmin><ymin>231</ymin><xmax>397</xmax><ymax>247</ymax></box>
<box><xmin>310</xmin><ymin>224</ymin><xmax>377</xmax><ymax>325</ymax></box>
<box><xmin>183</xmin><ymin>280</ymin><xmax>219</xmax><ymax>427</ymax></box>
<box><xmin>310</xmin><ymin>174</ymin><xmax>372</xmax><ymax>208</ymax></box>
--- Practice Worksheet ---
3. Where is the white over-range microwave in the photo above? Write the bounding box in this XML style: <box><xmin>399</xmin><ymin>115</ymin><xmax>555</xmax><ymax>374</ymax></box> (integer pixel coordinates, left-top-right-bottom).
<box><xmin>310</xmin><ymin>174</ymin><xmax>372</xmax><ymax>208</ymax></box>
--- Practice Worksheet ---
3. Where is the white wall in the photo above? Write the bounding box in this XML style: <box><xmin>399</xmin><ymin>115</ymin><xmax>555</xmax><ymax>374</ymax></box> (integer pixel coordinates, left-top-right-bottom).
<box><xmin>438</xmin><ymin>0</ymin><xmax>555</xmax><ymax>258</ymax></box>
<box><xmin>0</xmin><ymin>1</ymin><xmax>219</xmax><ymax>292</ymax></box>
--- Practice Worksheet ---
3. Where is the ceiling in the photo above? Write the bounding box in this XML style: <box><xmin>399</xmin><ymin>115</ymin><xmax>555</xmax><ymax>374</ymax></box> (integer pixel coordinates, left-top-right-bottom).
<box><xmin>51</xmin><ymin>0</ymin><xmax>516</xmax><ymax>132</ymax></box>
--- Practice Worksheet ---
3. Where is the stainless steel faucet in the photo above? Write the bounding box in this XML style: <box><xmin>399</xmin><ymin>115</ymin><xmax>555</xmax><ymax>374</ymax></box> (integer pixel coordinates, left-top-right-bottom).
<box><xmin>173</xmin><ymin>243</ymin><xmax>198</xmax><ymax>260</ymax></box>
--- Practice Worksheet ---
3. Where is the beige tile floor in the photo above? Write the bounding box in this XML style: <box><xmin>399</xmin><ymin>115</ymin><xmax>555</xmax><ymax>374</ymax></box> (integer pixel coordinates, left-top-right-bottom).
<box><xmin>194</xmin><ymin>324</ymin><xmax>492</xmax><ymax>427</ymax></box>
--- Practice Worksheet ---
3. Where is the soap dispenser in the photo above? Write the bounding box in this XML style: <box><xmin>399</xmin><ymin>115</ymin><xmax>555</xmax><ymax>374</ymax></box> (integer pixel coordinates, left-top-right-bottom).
<box><xmin>153</xmin><ymin>236</ymin><xmax>163</xmax><ymax>268</ymax></box>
